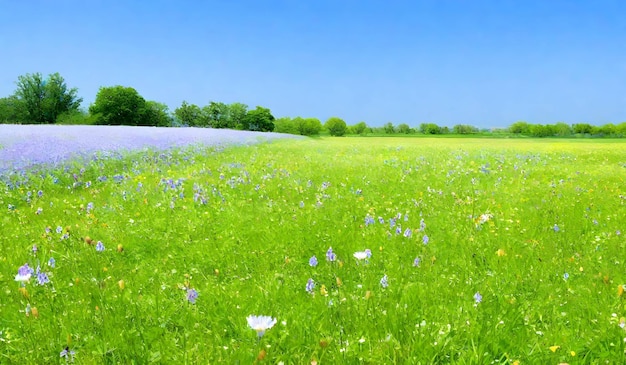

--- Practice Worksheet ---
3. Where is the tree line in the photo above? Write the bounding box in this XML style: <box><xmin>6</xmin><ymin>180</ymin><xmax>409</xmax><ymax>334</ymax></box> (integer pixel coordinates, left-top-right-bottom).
<box><xmin>2</xmin><ymin>72</ymin><xmax>625</xmax><ymax>138</ymax></box>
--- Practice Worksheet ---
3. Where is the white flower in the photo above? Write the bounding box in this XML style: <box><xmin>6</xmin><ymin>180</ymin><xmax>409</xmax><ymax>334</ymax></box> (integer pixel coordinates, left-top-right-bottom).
<box><xmin>246</xmin><ymin>315</ymin><xmax>277</xmax><ymax>337</ymax></box>
<box><xmin>353</xmin><ymin>249</ymin><xmax>372</xmax><ymax>260</ymax></box>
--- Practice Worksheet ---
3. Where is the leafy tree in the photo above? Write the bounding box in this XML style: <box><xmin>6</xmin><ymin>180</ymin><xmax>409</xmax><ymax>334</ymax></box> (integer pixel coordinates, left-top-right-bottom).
<box><xmin>274</xmin><ymin>117</ymin><xmax>298</xmax><ymax>134</ymax></box>
<box><xmin>452</xmin><ymin>124</ymin><xmax>479</xmax><ymax>134</ymax></box>
<box><xmin>509</xmin><ymin>121</ymin><xmax>531</xmax><ymax>134</ymax></box>
<box><xmin>174</xmin><ymin>101</ymin><xmax>203</xmax><ymax>127</ymax></box>
<box><xmin>229</xmin><ymin>102</ymin><xmax>248</xmax><ymax>129</ymax></box>
<box><xmin>325</xmin><ymin>117</ymin><xmax>347</xmax><ymax>136</ymax></box>
<box><xmin>553</xmin><ymin>122</ymin><xmax>572</xmax><ymax>137</ymax></box>
<box><xmin>241</xmin><ymin>106</ymin><xmax>275</xmax><ymax>132</ymax></box>
<box><xmin>143</xmin><ymin>101</ymin><xmax>173</xmax><ymax>127</ymax></box>
<box><xmin>383</xmin><ymin>122</ymin><xmax>396</xmax><ymax>134</ymax></box>
<box><xmin>13</xmin><ymin>72</ymin><xmax>82</xmax><ymax>124</ymax></box>
<box><xmin>0</xmin><ymin>96</ymin><xmax>26</xmax><ymax>124</ymax></box>
<box><xmin>297</xmin><ymin>117</ymin><xmax>322</xmax><ymax>136</ymax></box>
<box><xmin>89</xmin><ymin>86</ymin><xmax>147</xmax><ymax>126</ymax></box>
<box><xmin>397</xmin><ymin>123</ymin><xmax>412</xmax><ymax>134</ymax></box>
<box><xmin>598</xmin><ymin>123</ymin><xmax>616</xmax><ymax>136</ymax></box>
<box><xmin>351</xmin><ymin>121</ymin><xmax>368</xmax><ymax>135</ymax></box>
<box><xmin>572</xmin><ymin>123</ymin><xmax>593</xmax><ymax>134</ymax></box>
<box><xmin>203</xmin><ymin>101</ymin><xmax>230</xmax><ymax>128</ymax></box>
<box><xmin>419</xmin><ymin>123</ymin><xmax>443</xmax><ymax>134</ymax></box>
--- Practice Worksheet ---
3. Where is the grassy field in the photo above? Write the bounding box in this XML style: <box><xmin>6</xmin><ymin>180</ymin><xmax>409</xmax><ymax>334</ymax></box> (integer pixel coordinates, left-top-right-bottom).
<box><xmin>1</xmin><ymin>137</ymin><xmax>625</xmax><ymax>364</ymax></box>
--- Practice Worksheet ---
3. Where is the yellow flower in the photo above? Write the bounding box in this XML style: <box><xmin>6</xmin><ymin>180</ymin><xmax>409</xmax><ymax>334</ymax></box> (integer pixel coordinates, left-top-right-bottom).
<box><xmin>549</xmin><ymin>345</ymin><xmax>560</xmax><ymax>352</ymax></box>
<box><xmin>496</xmin><ymin>249</ymin><xmax>506</xmax><ymax>257</ymax></box>
<box><xmin>618</xmin><ymin>284</ymin><xmax>624</xmax><ymax>297</ymax></box>
<box><xmin>118</xmin><ymin>280</ymin><xmax>125</xmax><ymax>290</ymax></box>
<box><xmin>320</xmin><ymin>285</ymin><xmax>328</xmax><ymax>296</ymax></box>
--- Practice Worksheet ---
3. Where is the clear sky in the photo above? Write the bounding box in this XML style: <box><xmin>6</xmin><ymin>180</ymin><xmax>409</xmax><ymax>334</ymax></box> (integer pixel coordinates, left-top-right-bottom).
<box><xmin>1</xmin><ymin>0</ymin><xmax>624</xmax><ymax>128</ymax></box>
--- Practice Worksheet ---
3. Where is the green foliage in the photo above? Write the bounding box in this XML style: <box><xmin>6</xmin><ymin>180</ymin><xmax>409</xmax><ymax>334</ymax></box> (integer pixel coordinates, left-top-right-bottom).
<box><xmin>229</xmin><ymin>102</ymin><xmax>249</xmax><ymax>130</ymax></box>
<box><xmin>0</xmin><ymin>96</ymin><xmax>27</xmax><ymax>124</ymax></box>
<box><xmin>452</xmin><ymin>124</ymin><xmax>479</xmax><ymax>134</ymax></box>
<box><xmin>13</xmin><ymin>72</ymin><xmax>83</xmax><ymax>124</ymax></box>
<box><xmin>397</xmin><ymin>123</ymin><xmax>412</xmax><ymax>134</ymax></box>
<box><xmin>174</xmin><ymin>101</ymin><xmax>203</xmax><ymax>127</ymax></box>
<box><xmin>572</xmin><ymin>123</ymin><xmax>593</xmax><ymax>134</ymax></box>
<box><xmin>509</xmin><ymin>121</ymin><xmax>531</xmax><ymax>134</ymax></box>
<box><xmin>419</xmin><ymin>123</ymin><xmax>444</xmax><ymax>134</ymax></box>
<box><xmin>143</xmin><ymin>101</ymin><xmax>174</xmax><ymax>127</ymax></box>
<box><xmin>55</xmin><ymin>109</ymin><xmax>97</xmax><ymax>125</ymax></box>
<box><xmin>89</xmin><ymin>86</ymin><xmax>147</xmax><ymax>126</ymax></box>
<box><xmin>241</xmin><ymin>106</ymin><xmax>275</xmax><ymax>132</ymax></box>
<box><xmin>325</xmin><ymin>117</ymin><xmax>347</xmax><ymax>136</ymax></box>
<box><xmin>383</xmin><ymin>122</ymin><xmax>395</xmax><ymax>134</ymax></box>
<box><xmin>350</xmin><ymin>121</ymin><xmax>369</xmax><ymax>135</ymax></box>
<box><xmin>203</xmin><ymin>101</ymin><xmax>231</xmax><ymax>128</ymax></box>
<box><xmin>274</xmin><ymin>117</ymin><xmax>298</xmax><ymax>134</ymax></box>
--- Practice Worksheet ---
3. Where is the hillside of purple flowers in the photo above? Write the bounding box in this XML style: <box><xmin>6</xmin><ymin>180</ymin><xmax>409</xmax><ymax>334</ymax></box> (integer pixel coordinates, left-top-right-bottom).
<box><xmin>0</xmin><ymin>124</ymin><xmax>303</xmax><ymax>174</ymax></box>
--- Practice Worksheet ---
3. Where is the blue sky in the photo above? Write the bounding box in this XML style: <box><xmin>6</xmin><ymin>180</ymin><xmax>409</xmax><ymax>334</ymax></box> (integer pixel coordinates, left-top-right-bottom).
<box><xmin>1</xmin><ymin>0</ymin><xmax>624</xmax><ymax>128</ymax></box>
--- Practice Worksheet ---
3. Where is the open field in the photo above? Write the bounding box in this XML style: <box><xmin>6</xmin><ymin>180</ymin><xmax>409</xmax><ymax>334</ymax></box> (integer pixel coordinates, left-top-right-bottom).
<box><xmin>1</xmin><ymin>136</ymin><xmax>626</xmax><ymax>363</ymax></box>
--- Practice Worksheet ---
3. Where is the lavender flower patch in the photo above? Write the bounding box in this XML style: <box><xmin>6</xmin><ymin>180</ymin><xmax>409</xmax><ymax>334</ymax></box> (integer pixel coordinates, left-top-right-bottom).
<box><xmin>0</xmin><ymin>124</ymin><xmax>304</xmax><ymax>174</ymax></box>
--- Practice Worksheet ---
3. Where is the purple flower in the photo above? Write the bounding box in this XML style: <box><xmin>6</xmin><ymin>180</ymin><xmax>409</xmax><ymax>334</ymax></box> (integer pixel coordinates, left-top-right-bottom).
<box><xmin>553</xmin><ymin>224</ymin><xmax>560</xmax><ymax>232</ymax></box>
<box><xmin>413</xmin><ymin>257</ymin><xmax>421</xmax><ymax>267</ymax></box>
<box><xmin>187</xmin><ymin>288</ymin><xmax>198</xmax><ymax>304</ymax></box>
<box><xmin>473</xmin><ymin>292</ymin><xmax>482</xmax><ymax>304</ymax></box>
<box><xmin>378</xmin><ymin>217</ymin><xmax>384</xmax><ymax>224</ymax></box>
<box><xmin>395</xmin><ymin>226</ymin><xmax>402</xmax><ymax>235</ymax></box>
<box><xmin>422</xmin><ymin>235</ymin><xmax>429</xmax><ymax>245</ymax></box>
<box><xmin>389</xmin><ymin>218</ymin><xmax>396</xmax><ymax>228</ymax></box>
<box><xmin>380</xmin><ymin>274</ymin><xmax>389</xmax><ymax>288</ymax></box>
<box><xmin>60</xmin><ymin>347</ymin><xmax>75</xmax><ymax>361</ymax></box>
<box><xmin>37</xmin><ymin>190</ymin><xmax>43</xmax><ymax>197</ymax></box>
<box><xmin>563</xmin><ymin>272</ymin><xmax>569</xmax><ymax>280</ymax></box>
<box><xmin>403</xmin><ymin>228</ymin><xmax>413</xmax><ymax>238</ymax></box>
<box><xmin>309</xmin><ymin>255</ymin><xmax>318</xmax><ymax>267</ymax></box>
<box><xmin>15</xmin><ymin>263</ymin><xmax>34</xmax><ymax>282</ymax></box>
<box><xmin>56</xmin><ymin>226</ymin><xmax>63</xmax><ymax>234</ymax></box>
<box><xmin>35</xmin><ymin>207</ymin><xmax>43</xmax><ymax>215</ymax></box>
<box><xmin>48</xmin><ymin>257</ymin><xmax>56</xmax><ymax>268</ymax></box>
<box><xmin>306</xmin><ymin>278</ymin><xmax>315</xmax><ymax>293</ymax></box>
<box><xmin>36</xmin><ymin>266</ymin><xmax>50</xmax><ymax>285</ymax></box>
<box><xmin>32</xmin><ymin>244</ymin><xmax>38</xmax><ymax>255</ymax></box>
<box><xmin>86</xmin><ymin>202</ymin><xmax>94</xmax><ymax>212</ymax></box>
<box><xmin>326</xmin><ymin>247</ymin><xmax>336</xmax><ymax>262</ymax></box>
<box><xmin>364</xmin><ymin>215</ymin><xmax>375</xmax><ymax>226</ymax></box>
<box><xmin>419</xmin><ymin>218</ymin><xmax>426</xmax><ymax>232</ymax></box>
<box><xmin>95</xmin><ymin>241</ymin><xmax>105</xmax><ymax>252</ymax></box>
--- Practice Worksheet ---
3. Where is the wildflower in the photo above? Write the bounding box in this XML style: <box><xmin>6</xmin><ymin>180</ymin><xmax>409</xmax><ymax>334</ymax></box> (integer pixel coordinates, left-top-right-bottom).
<box><xmin>389</xmin><ymin>218</ymin><xmax>396</xmax><ymax>228</ymax></box>
<box><xmin>86</xmin><ymin>202</ymin><xmax>94</xmax><ymax>212</ymax></box>
<box><xmin>35</xmin><ymin>207</ymin><xmax>43</xmax><ymax>215</ymax></box>
<box><xmin>36</xmin><ymin>266</ymin><xmax>50</xmax><ymax>285</ymax></box>
<box><xmin>15</xmin><ymin>263</ymin><xmax>34</xmax><ymax>282</ymax></box>
<box><xmin>353</xmin><ymin>249</ymin><xmax>371</xmax><ymax>260</ymax></box>
<box><xmin>56</xmin><ymin>226</ymin><xmax>63</xmax><ymax>234</ymax></box>
<box><xmin>299</xmin><ymin>201</ymin><xmax>304</xmax><ymax>208</ymax></box>
<box><xmin>413</xmin><ymin>257</ymin><xmax>421</xmax><ymax>267</ymax></box>
<box><xmin>563</xmin><ymin>273</ymin><xmax>569</xmax><ymax>280</ymax></box>
<box><xmin>422</xmin><ymin>235</ymin><xmax>429</xmax><ymax>245</ymax></box>
<box><xmin>60</xmin><ymin>346</ymin><xmax>75</xmax><ymax>361</ymax></box>
<box><xmin>246</xmin><ymin>315</ymin><xmax>277</xmax><ymax>337</ymax></box>
<box><xmin>549</xmin><ymin>345</ymin><xmax>560</xmax><ymax>352</ymax></box>
<box><xmin>496</xmin><ymin>249</ymin><xmax>506</xmax><ymax>257</ymax></box>
<box><xmin>32</xmin><ymin>245</ymin><xmax>37</xmax><ymax>255</ymax></box>
<box><xmin>95</xmin><ymin>241</ymin><xmax>105</xmax><ymax>252</ymax></box>
<box><xmin>326</xmin><ymin>247</ymin><xmax>336</xmax><ymax>262</ymax></box>
<box><xmin>403</xmin><ymin>228</ymin><xmax>412</xmax><ymax>238</ymax></box>
<box><xmin>364</xmin><ymin>215</ymin><xmax>375</xmax><ymax>226</ymax></box>
<box><xmin>404</xmin><ymin>214</ymin><xmax>409</xmax><ymax>222</ymax></box>
<box><xmin>473</xmin><ymin>292</ymin><xmax>482</xmax><ymax>304</ymax></box>
<box><xmin>553</xmin><ymin>224</ymin><xmax>560</xmax><ymax>232</ymax></box>
<box><xmin>378</xmin><ymin>216</ymin><xmax>384</xmax><ymax>224</ymax></box>
<box><xmin>37</xmin><ymin>190</ymin><xmax>43</xmax><ymax>197</ymax></box>
<box><xmin>187</xmin><ymin>288</ymin><xmax>198</xmax><ymax>304</ymax></box>
<box><xmin>48</xmin><ymin>257</ymin><xmax>55</xmax><ymax>268</ymax></box>
<box><xmin>306</xmin><ymin>278</ymin><xmax>315</xmax><ymax>294</ymax></box>
<box><xmin>309</xmin><ymin>255</ymin><xmax>318</xmax><ymax>267</ymax></box>
<box><xmin>419</xmin><ymin>218</ymin><xmax>426</xmax><ymax>232</ymax></box>
<box><xmin>395</xmin><ymin>226</ymin><xmax>402</xmax><ymax>235</ymax></box>
<box><xmin>320</xmin><ymin>284</ymin><xmax>328</xmax><ymax>296</ymax></box>
<box><xmin>380</xmin><ymin>274</ymin><xmax>389</xmax><ymax>288</ymax></box>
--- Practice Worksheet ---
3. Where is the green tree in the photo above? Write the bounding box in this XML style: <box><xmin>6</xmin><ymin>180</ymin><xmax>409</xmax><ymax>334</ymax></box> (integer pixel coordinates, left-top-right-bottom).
<box><xmin>274</xmin><ymin>117</ymin><xmax>298</xmax><ymax>134</ymax></box>
<box><xmin>0</xmin><ymin>96</ymin><xmax>26</xmax><ymax>124</ymax></box>
<box><xmin>203</xmin><ymin>101</ymin><xmax>230</xmax><ymax>128</ymax></box>
<box><xmin>419</xmin><ymin>123</ymin><xmax>443</xmax><ymax>134</ymax></box>
<box><xmin>55</xmin><ymin>109</ymin><xmax>97</xmax><ymax>125</ymax></box>
<box><xmin>351</xmin><ymin>121</ymin><xmax>368</xmax><ymax>135</ymax></box>
<box><xmin>229</xmin><ymin>102</ymin><xmax>248</xmax><ymax>129</ymax></box>
<box><xmin>509</xmin><ymin>121</ymin><xmax>531</xmax><ymax>134</ymax></box>
<box><xmin>383</xmin><ymin>122</ymin><xmax>396</xmax><ymax>134</ymax></box>
<box><xmin>397</xmin><ymin>123</ymin><xmax>412</xmax><ymax>134</ymax></box>
<box><xmin>325</xmin><ymin>117</ymin><xmax>347</xmax><ymax>136</ymax></box>
<box><xmin>241</xmin><ymin>106</ymin><xmax>275</xmax><ymax>132</ymax></box>
<box><xmin>553</xmin><ymin>122</ymin><xmax>572</xmax><ymax>137</ymax></box>
<box><xmin>452</xmin><ymin>124</ymin><xmax>479</xmax><ymax>134</ymax></box>
<box><xmin>13</xmin><ymin>72</ymin><xmax>82</xmax><ymax>124</ymax></box>
<box><xmin>174</xmin><ymin>101</ymin><xmax>203</xmax><ymax>127</ymax></box>
<box><xmin>143</xmin><ymin>101</ymin><xmax>173</xmax><ymax>127</ymax></box>
<box><xmin>89</xmin><ymin>86</ymin><xmax>147</xmax><ymax>126</ymax></box>
<box><xmin>572</xmin><ymin>123</ymin><xmax>593</xmax><ymax>134</ymax></box>
<box><xmin>297</xmin><ymin>117</ymin><xmax>322</xmax><ymax>136</ymax></box>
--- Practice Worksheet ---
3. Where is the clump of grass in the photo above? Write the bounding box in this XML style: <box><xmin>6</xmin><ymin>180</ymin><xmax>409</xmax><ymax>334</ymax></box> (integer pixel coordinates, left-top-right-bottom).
<box><xmin>1</xmin><ymin>137</ymin><xmax>625</xmax><ymax>363</ymax></box>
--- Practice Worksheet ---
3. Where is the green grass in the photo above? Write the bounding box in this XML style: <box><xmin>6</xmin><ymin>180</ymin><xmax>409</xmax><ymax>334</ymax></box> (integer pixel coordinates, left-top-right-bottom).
<box><xmin>1</xmin><ymin>137</ymin><xmax>626</xmax><ymax>364</ymax></box>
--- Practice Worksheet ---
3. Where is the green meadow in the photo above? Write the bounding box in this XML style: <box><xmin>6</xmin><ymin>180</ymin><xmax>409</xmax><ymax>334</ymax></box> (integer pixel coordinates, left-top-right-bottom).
<box><xmin>2</xmin><ymin>137</ymin><xmax>626</xmax><ymax>364</ymax></box>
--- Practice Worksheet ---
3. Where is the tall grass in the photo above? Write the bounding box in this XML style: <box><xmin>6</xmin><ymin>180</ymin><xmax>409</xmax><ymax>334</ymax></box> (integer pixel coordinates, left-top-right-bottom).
<box><xmin>1</xmin><ymin>137</ymin><xmax>625</xmax><ymax>363</ymax></box>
